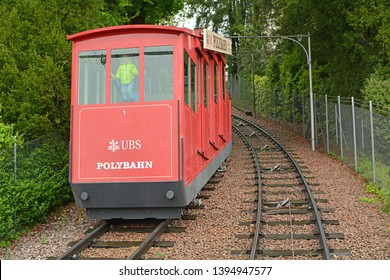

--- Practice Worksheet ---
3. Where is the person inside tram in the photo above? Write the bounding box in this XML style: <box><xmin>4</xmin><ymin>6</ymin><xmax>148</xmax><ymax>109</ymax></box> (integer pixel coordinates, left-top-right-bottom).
<box><xmin>113</xmin><ymin>54</ymin><xmax>139</xmax><ymax>102</ymax></box>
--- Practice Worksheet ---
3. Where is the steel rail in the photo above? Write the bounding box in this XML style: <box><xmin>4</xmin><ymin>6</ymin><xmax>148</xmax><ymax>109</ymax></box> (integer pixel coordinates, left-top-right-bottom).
<box><xmin>57</xmin><ymin>220</ymin><xmax>112</xmax><ymax>260</ymax></box>
<box><xmin>232</xmin><ymin>114</ymin><xmax>331</xmax><ymax>260</ymax></box>
<box><xmin>127</xmin><ymin>219</ymin><xmax>172</xmax><ymax>260</ymax></box>
<box><xmin>233</xmin><ymin>124</ymin><xmax>263</xmax><ymax>260</ymax></box>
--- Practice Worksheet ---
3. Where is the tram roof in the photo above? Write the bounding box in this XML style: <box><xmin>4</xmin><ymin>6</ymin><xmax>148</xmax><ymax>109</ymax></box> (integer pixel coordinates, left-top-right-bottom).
<box><xmin>68</xmin><ymin>24</ymin><xmax>232</xmax><ymax>55</ymax></box>
<box><xmin>67</xmin><ymin>24</ymin><xmax>200</xmax><ymax>42</ymax></box>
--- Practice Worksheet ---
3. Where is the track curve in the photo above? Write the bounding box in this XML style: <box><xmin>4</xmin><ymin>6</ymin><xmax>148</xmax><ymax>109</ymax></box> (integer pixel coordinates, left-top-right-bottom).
<box><xmin>233</xmin><ymin>114</ymin><xmax>332</xmax><ymax>260</ymax></box>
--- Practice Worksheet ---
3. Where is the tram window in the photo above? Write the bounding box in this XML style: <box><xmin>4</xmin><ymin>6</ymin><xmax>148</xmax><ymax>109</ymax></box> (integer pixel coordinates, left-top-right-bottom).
<box><xmin>222</xmin><ymin>65</ymin><xmax>226</xmax><ymax>100</ymax></box>
<box><xmin>144</xmin><ymin>46</ymin><xmax>174</xmax><ymax>102</ymax></box>
<box><xmin>78</xmin><ymin>50</ymin><xmax>106</xmax><ymax>105</ymax></box>
<box><xmin>111</xmin><ymin>48</ymin><xmax>140</xmax><ymax>103</ymax></box>
<box><xmin>214</xmin><ymin>62</ymin><xmax>218</xmax><ymax>104</ymax></box>
<box><xmin>203</xmin><ymin>62</ymin><xmax>208</xmax><ymax>108</ymax></box>
<box><xmin>184</xmin><ymin>51</ymin><xmax>197</xmax><ymax>112</ymax></box>
<box><xmin>190</xmin><ymin>58</ymin><xmax>197</xmax><ymax>112</ymax></box>
<box><xmin>184</xmin><ymin>51</ymin><xmax>190</xmax><ymax>107</ymax></box>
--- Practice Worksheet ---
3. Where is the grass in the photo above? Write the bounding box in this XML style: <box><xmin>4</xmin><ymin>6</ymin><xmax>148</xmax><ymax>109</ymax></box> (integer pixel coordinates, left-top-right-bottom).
<box><xmin>325</xmin><ymin>151</ymin><xmax>389</xmax><ymax>214</ymax></box>
<box><xmin>357</xmin><ymin>158</ymin><xmax>390</xmax><ymax>214</ymax></box>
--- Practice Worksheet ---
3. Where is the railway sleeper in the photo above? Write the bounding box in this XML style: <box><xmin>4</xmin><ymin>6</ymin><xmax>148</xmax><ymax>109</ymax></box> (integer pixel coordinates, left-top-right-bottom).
<box><xmin>235</xmin><ymin>232</ymin><xmax>345</xmax><ymax>240</ymax></box>
<box><xmin>232</xmin><ymin>249</ymin><xmax>351</xmax><ymax>258</ymax></box>
<box><xmin>89</xmin><ymin>240</ymin><xmax>175</xmax><ymax>248</ymax></box>
<box><xmin>239</xmin><ymin>219</ymin><xmax>340</xmax><ymax>226</ymax></box>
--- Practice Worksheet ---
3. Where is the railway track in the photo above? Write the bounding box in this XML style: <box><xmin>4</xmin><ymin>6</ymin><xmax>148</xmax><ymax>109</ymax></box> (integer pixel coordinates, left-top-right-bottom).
<box><xmin>56</xmin><ymin>219</ymin><xmax>176</xmax><ymax>260</ymax></box>
<box><xmin>231</xmin><ymin>114</ymin><xmax>350</xmax><ymax>260</ymax></box>
<box><xmin>55</xmin><ymin>170</ymin><xmax>226</xmax><ymax>260</ymax></box>
<box><xmin>54</xmin><ymin>178</ymin><xmax>225</xmax><ymax>260</ymax></box>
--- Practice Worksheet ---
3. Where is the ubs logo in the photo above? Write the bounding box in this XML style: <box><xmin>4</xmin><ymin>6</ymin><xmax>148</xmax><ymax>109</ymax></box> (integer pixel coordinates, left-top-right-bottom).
<box><xmin>108</xmin><ymin>139</ymin><xmax>142</xmax><ymax>152</ymax></box>
<box><xmin>108</xmin><ymin>139</ymin><xmax>120</xmax><ymax>152</ymax></box>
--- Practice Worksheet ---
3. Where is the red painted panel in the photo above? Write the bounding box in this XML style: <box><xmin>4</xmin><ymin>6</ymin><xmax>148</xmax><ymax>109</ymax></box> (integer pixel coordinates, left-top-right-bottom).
<box><xmin>71</xmin><ymin>104</ymin><xmax>177</xmax><ymax>183</ymax></box>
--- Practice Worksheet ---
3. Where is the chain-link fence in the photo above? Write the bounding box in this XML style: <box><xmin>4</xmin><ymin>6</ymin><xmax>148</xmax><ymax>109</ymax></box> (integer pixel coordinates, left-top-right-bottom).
<box><xmin>229</xmin><ymin>74</ymin><xmax>254</xmax><ymax>113</ymax></box>
<box><xmin>229</xmin><ymin>79</ymin><xmax>312</xmax><ymax>138</ymax></box>
<box><xmin>316</xmin><ymin>96</ymin><xmax>390</xmax><ymax>190</ymax></box>
<box><xmin>231</xmin><ymin>85</ymin><xmax>389</xmax><ymax>190</ymax></box>
<box><xmin>0</xmin><ymin>134</ymin><xmax>69</xmax><ymax>182</ymax></box>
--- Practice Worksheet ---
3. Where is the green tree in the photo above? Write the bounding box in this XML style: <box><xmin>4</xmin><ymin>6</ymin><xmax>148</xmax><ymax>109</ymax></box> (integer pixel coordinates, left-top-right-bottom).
<box><xmin>346</xmin><ymin>0</ymin><xmax>390</xmax><ymax>103</ymax></box>
<box><xmin>0</xmin><ymin>0</ymin><xmax>79</xmax><ymax>139</ymax></box>
<box><xmin>0</xmin><ymin>0</ymin><xmax>185</xmax><ymax>140</ymax></box>
<box><xmin>362</xmin><ymin>69</ymin><xmax>390</xmax><ymax>113</ymax></box>
<box><xmin>103</xmin><ymin>0</ymin><xmax>184</xmax><ymax>24</ymax></box>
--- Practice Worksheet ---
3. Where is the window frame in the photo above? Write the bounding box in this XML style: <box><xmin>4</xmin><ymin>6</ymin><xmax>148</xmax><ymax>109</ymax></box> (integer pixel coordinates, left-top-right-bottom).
<box><xmin>184</xmin><ymin>50</ymin><xmax>197</xmax><ymax>112</ymax></box>
<box><xmin>77</xmin><ymin>50</ymin><xmax>107</xmax><ymax>105</ymax></box>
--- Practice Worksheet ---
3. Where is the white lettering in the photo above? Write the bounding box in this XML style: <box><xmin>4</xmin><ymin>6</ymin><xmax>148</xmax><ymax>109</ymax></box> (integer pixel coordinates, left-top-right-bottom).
<box><xmin>120</xmin><ymin>140</ymin><xmax>142</xmax><ymax>150</ymax></box>
<box><xmin>135</xmin><ymin>140</ymin><xmax>141</xmax><ymax>149</ymax></box>
<box><xmin>121</xmin><ymin>140</ymin><xmax>128</xmax><ymax>150</ymax></box>
<box><xmin>96</xmin><ymin>161</ymin><xmax>153</xmax><ymax>170</ymax></box>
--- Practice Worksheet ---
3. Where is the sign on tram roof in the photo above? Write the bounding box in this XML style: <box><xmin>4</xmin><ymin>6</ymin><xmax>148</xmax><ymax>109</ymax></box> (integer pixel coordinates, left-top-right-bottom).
<box><xmin>203</xmin><ymin>29</ymin><xmax>232</xmax><ymax>55</ymax></box>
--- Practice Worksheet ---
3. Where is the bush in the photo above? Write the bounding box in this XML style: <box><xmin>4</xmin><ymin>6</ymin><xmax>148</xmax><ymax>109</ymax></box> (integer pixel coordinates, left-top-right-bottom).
<box><xmin>0</xmin><ymin>134</ymin><xmax>72</xmax><ymax>247</ymax></box>
<box><xmin>362</xmin><ymin>69</ymin><xmax>390</xmax><ymax>114</ymax></box>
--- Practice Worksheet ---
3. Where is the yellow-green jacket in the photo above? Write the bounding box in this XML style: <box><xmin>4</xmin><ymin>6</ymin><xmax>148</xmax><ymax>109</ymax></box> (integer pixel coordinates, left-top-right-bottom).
<box><xmin>115</xmin><ymin>62</ymin><xmax>138</xmax><ymax>84</ymax></box>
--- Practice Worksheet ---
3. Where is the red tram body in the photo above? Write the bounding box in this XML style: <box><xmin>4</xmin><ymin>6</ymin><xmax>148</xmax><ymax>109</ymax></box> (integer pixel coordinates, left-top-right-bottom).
<box><xmin>68</xmin><ymin>25</ymin><xmax>232</xmax><ymax>219</ymax></box>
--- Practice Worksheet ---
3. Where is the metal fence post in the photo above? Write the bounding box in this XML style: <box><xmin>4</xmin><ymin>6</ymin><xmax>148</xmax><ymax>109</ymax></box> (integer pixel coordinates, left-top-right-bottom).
<box><xmin>292</xmin><ymin>90</ymin><xmax>295</xmax><ymax>125</ymax></box>
<box><xmin>237</xmin><ymin>76</ymin><xmax>241</xmax><ymax>102</ymax></box>
<box><xmin>369</xmin><ymin>101</ymin><xmax>376</xmax><ymax>182</ymax></box>
<box><xmin>361</xmin><ymin>118</ymin><xmax>365</xmax><ymax>149</ymax></box>
<box><xmin>325</xmin><ymin>95</ymin><xmax>329</xmax><ymax>154</ymax></box>
<box><xmin>314</xmin><ymin>94</ymin><xmax>318</xmax><ymax>148</ymax></box>
<box><xmin>352</xmin><ymin>97</ymin><xmax>358</xmax><ymax>172</ymax></box>
<box><xmin>13</xmin><ymin>136</ymin><xmax>17</xmax><ymax>181</ymax></box>
<box><xmin>302</xmin><ymin>91</ymin><xmax>305</xmax><ymax>138</ymax></box>
<box><xmin>273</xmin><ymin>87</ymin><xmax>277</xmax><ymax>118</ymax></box>
<box><xmin>335</xmin><ymin>105</ymin><xmax>339</xmax><ymax>145</ymax></box>
<box><xmin>338</xmin><ymin>96</ymin><xmax>343</xmax><ymax>158</ymax></box>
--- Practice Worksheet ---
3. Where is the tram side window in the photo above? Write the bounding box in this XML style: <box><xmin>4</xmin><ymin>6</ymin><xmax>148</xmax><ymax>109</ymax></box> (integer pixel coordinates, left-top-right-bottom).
<box><xmin>222</xmin><ymin>65</ymin><xmax>226</xmax><ymax>100</ymax></box>
<box><xmin>184</xmin><ymin>51</ymin><xmax>190</xmax><ymax>107</ymax></box>
<box><xmin>184</xmin><ymin>51</ymin><xmax>196</xmax><ymax>112</ymax></box>
<box><xmin>111</xmin><ymin>48</ymin><xmax>140</xmax><ymax>103</ymax></box>
<box><xmin>191</xmin><ymin>58</ymin><xmax>196</xmax><ymax>112</ymax></box>
<box><xmin>214</xmin><ymin>62</ymin><xmax>218</xmax><ymax>104</ymax></box>
<box><xmin>78</xmin><ymin>50</ymin><xmax>106</xmax><ymax>105</ymax></box>
<box><xmin>144</xmin><ymin>46</ymin><xmax>174</xmax><ymax>102</ymax></box>
<box><xmin>203</xmin><ymin>62</ymin><xmax>208</xmax><ymax>108</ymax></box>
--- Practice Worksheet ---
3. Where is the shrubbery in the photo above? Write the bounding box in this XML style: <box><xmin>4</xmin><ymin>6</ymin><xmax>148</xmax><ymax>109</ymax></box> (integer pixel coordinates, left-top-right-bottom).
<box><xmin>0</xmin><ymin>130</ymin><xmax>72</xmax><ymax>247</ymax></box>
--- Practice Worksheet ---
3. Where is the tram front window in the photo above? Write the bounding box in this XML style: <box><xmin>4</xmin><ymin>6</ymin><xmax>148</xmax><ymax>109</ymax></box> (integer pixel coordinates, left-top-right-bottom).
<box><xmin>110</xmin><ymin>48</ymin><xmax>140</xmax><ymax>103</ymax></box>
<box><xmin>144</xmin><ymin>46</ymin><xmax>174</xmax><ymax>101</ymax></box>
<box><xmin>78</xmin><ymin>50</ymin><xmax>106</xmax><ymax>105</ymax></box>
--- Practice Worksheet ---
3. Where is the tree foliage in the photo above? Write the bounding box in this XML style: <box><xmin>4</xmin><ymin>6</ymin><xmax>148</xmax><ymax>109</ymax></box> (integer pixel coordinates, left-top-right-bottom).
<box><xmin>103</xmin><ymin>0</ymin><xmax>184</xmax><ymax>24</ymax></box>
<box><xmin>184</xmin><ymin>0</ymin><xmax>389</xmax><ymax>107</ymax></box>
<box><xmin>0</xmin><ymin>0</ymin><xmax>186</xmax><ymax>246</ymax></box>
<box><xmin>0</xmin><ymin>0</ymin><xmax>184</xmax><ymax>140</ymax></box>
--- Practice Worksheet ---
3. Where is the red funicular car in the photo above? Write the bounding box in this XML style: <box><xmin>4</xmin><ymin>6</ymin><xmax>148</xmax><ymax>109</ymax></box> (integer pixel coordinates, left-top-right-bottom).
<box><xmin>68</xmin><ymin>25</ymin><xmax>232</xmax><ymax>219</ymax></box>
